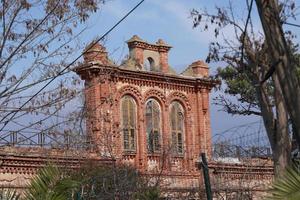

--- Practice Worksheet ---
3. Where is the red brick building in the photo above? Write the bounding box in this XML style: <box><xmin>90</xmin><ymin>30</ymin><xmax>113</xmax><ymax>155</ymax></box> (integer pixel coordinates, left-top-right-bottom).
<box><xmin>75</xmin><ymin>35</ymin><xmax>217</xmax><ymax>189</ymax></box>
<box><xmin>0</xmin><ymin>36</ymin><xmax>273</xmax><ymax>199</ymax></box>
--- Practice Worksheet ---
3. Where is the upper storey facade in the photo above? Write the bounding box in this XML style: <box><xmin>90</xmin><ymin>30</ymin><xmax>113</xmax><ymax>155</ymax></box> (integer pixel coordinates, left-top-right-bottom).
<box><xmin>75</xmin><ymin>35</ymin><xmax>217</xmax><ymax>175</ymax></box>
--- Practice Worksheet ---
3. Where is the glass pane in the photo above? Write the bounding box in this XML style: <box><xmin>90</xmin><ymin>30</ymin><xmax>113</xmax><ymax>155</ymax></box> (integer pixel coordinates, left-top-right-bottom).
<box><xmin>177</xmin><ymin>132</ymin><xmax>183</xmax><ymax>154</ymax></box>
<box><xmin>146</xmin><ymin>101</ymin><xmax>152</xmax><ymax>114</ymax></box>
<box><xmin>122</xmin><ymin>99</ymin><xmax>129</xmax><ymax>127</ymax></box>
<box><xmin>123</xmin><ymin>129</ymin><xmax>129</xmax><ymax>150</ymax></box>
<box><xmin>122</xmin><ymin>96</ymin><xmax>137</xmax><ymax>152</ymax></box>
<box><xmin>171</xmin><ymin>106</ymin><xmax>176</xmax><ymax>131</ymax></box>
<box><xmin>130</xmin><ymin>129</ymin><xmax>135</xmax><ymax>150</ymax></box>
<box><xmin>178</xmin><ymin>111</ymin><xmax>184</xmax><ymax>131</ymax></box>
<box><xmin>148</xmin><ymin>130</ymin><xmax>154</xmax><ymax>153</ymax></box>
<box><xmin>172</xmin><ymin>132</ymin><xmax>177</xmax><ymax>152</ymax></box>
<box><xmin>129</xmin><ymin>99</ymin><xmax>135</xmax><ymax>127</ymax></box>
<box><xmin>154</xmin><ymin>130</ymin><xmax>160</xmax><ymax>151</ymax></box>
<box><xmin>146</xmin><ymin>99</ymin><xmax>161</xmax><ymax>153</ymax></box>
<box><xmin>146</xmin><ymin>101</ymin><xmax>153</xmax><ymax>133</ymax></box>
<box><xmin>153</xmin><ymin>102</ymin><xmax>160</xmax><ymax>129</ymax></box>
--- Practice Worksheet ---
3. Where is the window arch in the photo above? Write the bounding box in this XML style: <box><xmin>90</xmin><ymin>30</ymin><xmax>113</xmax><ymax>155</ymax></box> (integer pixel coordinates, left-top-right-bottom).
<box><xmin>145</xmin><ymin>99</ymin><xmax>161</xmax><ymax>153</ymax></box>
<box><xmin>144</xmin><ymin>57</ymin><xmax>155</xmax><ymax>71</ymax></box>
<box><xmin>170</xmin><ymin>101</ymin><xmax>184</xmax><ymax>154</ymax></box>
<box><xmin>121</xmin><ymin>95</ymin><xmax>136</xmax><ymax>151</ymax></box>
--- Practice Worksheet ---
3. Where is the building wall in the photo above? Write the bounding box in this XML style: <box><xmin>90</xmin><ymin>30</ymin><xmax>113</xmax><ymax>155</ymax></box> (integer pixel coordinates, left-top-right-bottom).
<box><xmin>75</xmin><ymin>36</ymin><xmax>219</xmax><ymax>192</ymax></box>
<box><xmin>83</xmin><ymin>73</ymin><xmax>213</xmax><ymax>172</ymax></box>
<box><xmin>0</xmin><ymin>36</ymin><xmax>275</xmax><ymax>198</ymax></box>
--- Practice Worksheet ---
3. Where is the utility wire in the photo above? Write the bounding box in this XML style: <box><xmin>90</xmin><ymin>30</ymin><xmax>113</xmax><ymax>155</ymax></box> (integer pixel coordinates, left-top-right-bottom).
<box><xmin>283</xmin><ymin>21</ymin><xmax>300</xmax><ymax>28</ymax></box>
<box><xmin>240</xmin><ymin>0</ymin><xmax>254</xmax><ymax>66</ymax></box>
<box><xmin>0</xmin><ymin>0</ymin><xmax>145</xmax><ymax>133</ymax></box>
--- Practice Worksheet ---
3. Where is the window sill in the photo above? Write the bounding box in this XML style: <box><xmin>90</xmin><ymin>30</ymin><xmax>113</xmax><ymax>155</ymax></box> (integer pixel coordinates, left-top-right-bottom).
<box><xmin>123</xmin><ymin>151</ymin><xmax>136</xmax><ymax>156</ymax></box>
<box><xmin>147</xmin><ymin>152</ymin><xmax>161</xmax><ymax>157</ymax></box>
<box><xmin>172</xmin><ymin>154</ymin><xmax>184</xmax><ymax>158</ymax></box>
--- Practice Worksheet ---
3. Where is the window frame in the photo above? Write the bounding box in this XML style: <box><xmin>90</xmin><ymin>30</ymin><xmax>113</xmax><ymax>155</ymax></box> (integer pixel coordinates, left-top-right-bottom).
<box><xmin>170</xmin><ymin>101</ymin><xmax>185</xmax><ymax>155</ymax></box>
<box><xmin>121</xmin><ymin>95</ymin><xmax>137</xmax><ymax>152</ymax></box>
<box><xmin>145</xmin><ymin>98</ymin><xmax>162</xmax><ymax>154</ymax></box>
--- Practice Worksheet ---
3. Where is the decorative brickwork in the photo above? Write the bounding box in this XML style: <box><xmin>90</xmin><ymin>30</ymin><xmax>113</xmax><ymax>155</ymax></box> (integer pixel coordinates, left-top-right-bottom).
<box><xmin>75</xmin><ymin>36</ymin><xmax>219</xmax><ymax>190</ymax></box>
<box><xmin>0</xmin><ymin>36</ymin><xmax>274</xmax><ymax>198</ymax></box>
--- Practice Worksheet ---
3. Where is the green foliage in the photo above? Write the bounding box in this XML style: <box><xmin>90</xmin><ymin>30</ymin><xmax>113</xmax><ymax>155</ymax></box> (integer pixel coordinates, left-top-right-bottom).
<box><xmin>68</xmin><ymin>163</ymin><xmax>158</xmax><ymax>200</ymax></box>
<box><xmin>214</xmin><ymin>65</ymin><xmax>263</xmax><ymax>116</ymax></box>
<box><xmin>24</xmin><ymin>165</ymin><xmax>79</xmax><ymax>200</ymax></box>
<box><xmin>0</xmin><ymin>189</ymin><xmax>20</xmax><ymax>200</ymax></box>
<box><xmin>217</xmin><ymin>66</ymin><xmax>257</xmax><ymax>104</ymax></box>
<box><xmin>0</xmin><ymin>164</ymin><xmax>161</xmax><ymax>200</ymax></box>
<box><xmin>134</xmin><ymin>187</ymin><xmax>160</xmax><ymax>200</ymax></box>
<box><xmin>266</xmin><ymin>166</ymin><xmax>300</xmax><ymax>200</ymax></box>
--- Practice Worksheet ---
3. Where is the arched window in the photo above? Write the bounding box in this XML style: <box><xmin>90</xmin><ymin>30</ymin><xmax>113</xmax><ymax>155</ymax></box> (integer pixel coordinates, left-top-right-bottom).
<box><xmin>121</xmin><ymin>95</ymin><xmax>136</xmax><ymax>151</ymax></box>
<box><xmin>170</xmin><ymin>101</ymin><xmax>184</xmax><ymax>154</ymax></box>
<box><xmin>144</xmin><ymin>57</ymin><xmax>155</xmax><ymax>71</ymax></box>
<box><xmin>145</xmin><ymin>99</ymin><xmax>161</xmax><ymax>153</ymax></box>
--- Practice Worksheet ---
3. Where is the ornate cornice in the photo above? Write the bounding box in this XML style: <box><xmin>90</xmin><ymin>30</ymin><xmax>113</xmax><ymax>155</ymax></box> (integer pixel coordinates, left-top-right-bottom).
<box><xmin>127</xmin><ymin>41</ymin><xmax>171</xmax><ymax>52</ymax></box>
<box><xmin>75</xmin><ymin>64</ymin><xmax>219</xmax><ymax>92</ymax></box>
<box><xmin>126</xmin><ymin>35</ymin><xmax>172</xmax><ymax>52</ymax></box>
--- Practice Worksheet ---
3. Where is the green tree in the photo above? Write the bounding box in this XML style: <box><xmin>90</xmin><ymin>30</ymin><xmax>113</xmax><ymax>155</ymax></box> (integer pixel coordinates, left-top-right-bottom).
<box><xmin>255</xmin><ymin>0</ymin><xmax>300</xmax><ymax>146</ymax></box>
<box><xmin>191</xmin><ymin>0</ymin><xmax>299</xmax><ymax>175</ymax></box>
<box><xmin>24</xmin><ymin>165</ymin><xmax>78</xmax><ymax>200</ymax></box>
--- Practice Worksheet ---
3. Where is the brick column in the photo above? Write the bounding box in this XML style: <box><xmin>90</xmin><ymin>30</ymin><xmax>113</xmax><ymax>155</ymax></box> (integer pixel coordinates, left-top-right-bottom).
<box><xmin>162</xmin><ymin>105</ymin><xmax>169</xmax><ymax>170</ymax></box>
<box><xmin>157</xmin><ymin>39</ymin><xmax>171</xmax><ymax>73</ymax></box>
<box><xmin>159</xmin><ymin>51</ymin><xmax>169</xmax><ymax>73</ymax></box>
<box><xmin>201</xmin><ymin>88</ymin><xmax>212</xmax><ymax>158</ymax></box>
<box><xmin>139</xmin><ymin>104</ymin><xmax>148</xmax><ymax>171</ymax></box>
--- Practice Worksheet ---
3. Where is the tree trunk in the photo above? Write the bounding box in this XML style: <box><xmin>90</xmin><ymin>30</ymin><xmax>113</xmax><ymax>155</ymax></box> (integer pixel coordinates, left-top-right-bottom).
<box><xmin>255</xmin><ymin>0</ymin><xmax>300</xmax><ymax>144</ymax></box>
<box><xmin>273</xmin><ymin>74</ymin><xmax>291</xmax><ymax>176</ymax></box>
<box><xmin>253</xmin><ymin>71</ymin><xmax>291</xmax><ymax>176</ymax></box>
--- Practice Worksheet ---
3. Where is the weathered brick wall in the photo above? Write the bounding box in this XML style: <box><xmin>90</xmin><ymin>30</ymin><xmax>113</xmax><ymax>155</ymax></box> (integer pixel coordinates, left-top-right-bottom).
<box><xmin>0</xmin><ymin>36</ymin><xmax>274</xmax><ymax>198</ymax></box>
<box><xmin>75</xmin><ymin>36</ymin><xmax>217</xmax><ymax>190</ymax></box>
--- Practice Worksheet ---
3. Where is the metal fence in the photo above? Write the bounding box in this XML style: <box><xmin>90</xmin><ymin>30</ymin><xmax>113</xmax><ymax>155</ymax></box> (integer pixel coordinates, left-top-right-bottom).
<box><xmin>0</xmin><ymin>131</ymin><xmax>88</xmax><ymax>149</ymax></box>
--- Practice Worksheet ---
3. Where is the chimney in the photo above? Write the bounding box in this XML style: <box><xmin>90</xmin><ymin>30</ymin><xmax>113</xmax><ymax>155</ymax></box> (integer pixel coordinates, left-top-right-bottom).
<box><xmin>83</xmin><ymin>42</ymin><xmax>109</xmax><ymax>65</ymax></box>
<box><xmin>189</xmin><ymin>60</ymin><xmax>209</xmax><ymax>77</ymax></box>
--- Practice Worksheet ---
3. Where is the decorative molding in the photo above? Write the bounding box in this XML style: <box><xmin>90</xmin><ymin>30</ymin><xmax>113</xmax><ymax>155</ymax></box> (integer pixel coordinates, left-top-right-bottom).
<box><xmin>76</xmin><ymin>65</ymin><xmax>218</xmax><ymax>92</ymax></box>
<box><xmin>116</xmin><ymin>85</ymin><xmax>143</xmax><ymax>105</ymax></box>
<box><xmin>166</xmin><ymin>92</ymin><xmax>191</xmax><ymax>111</ymax></box>
<box><xmin>143</xmin><ymin>89</ymin><xmax>166</xmax><ymax>105</ymax></box>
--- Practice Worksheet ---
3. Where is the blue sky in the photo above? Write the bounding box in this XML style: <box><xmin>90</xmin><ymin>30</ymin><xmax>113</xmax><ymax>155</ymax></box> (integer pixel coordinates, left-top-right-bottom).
<box><xmin>79</xmin><ymin>0</ymin><xmax>300</xmax><ymax>135</ymax></box>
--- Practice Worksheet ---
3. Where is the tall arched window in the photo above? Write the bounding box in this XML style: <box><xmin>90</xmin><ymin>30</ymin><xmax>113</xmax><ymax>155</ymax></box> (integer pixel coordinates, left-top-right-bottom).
<box><xmin>121</xmin><ymin>95</ymin><xmax>136</xmax><ymax>151</ymax></box>
<box><xmin>170</xmin><ymin>101</ymin><xmax>184</xmax><ymax>154</ymax></box>
<box><xmin>145</xmin><ymin>99</ymin><xmax>161</xmax><ymax>153</ymax></box>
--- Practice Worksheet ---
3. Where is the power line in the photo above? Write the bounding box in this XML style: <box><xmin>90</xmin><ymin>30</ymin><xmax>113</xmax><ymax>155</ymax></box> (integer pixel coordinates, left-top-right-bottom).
<box><xmin>0</xmin><ymin>0</ymin><xmax>145</xmax><ymax>133</ymax></box>
<box><xmin>283</xmin><ymin>21</ymin><xmax>300</xmax><ymax>28</ymax></box>
<box><xmin>240</xmin><ymin>0</ymin><xmax>254</xmax><ymax>65</ymax></box>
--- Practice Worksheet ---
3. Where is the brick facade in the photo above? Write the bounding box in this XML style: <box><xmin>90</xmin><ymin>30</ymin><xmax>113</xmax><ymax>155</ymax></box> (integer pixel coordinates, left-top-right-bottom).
<box><xmin>0</xmin><ymin>36</ymin><xmax>274</xmax><ymax>198</ymax></box>
<box><xmin>76</xmin><ymin>35</ymin><xmax>218</xmax><ymax>189</ymax></box>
